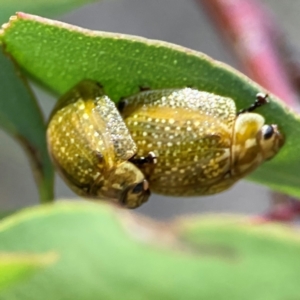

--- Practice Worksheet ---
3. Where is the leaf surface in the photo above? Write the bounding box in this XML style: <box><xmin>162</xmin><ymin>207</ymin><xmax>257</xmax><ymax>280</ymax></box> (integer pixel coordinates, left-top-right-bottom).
<box><xmin>0</xmin><ymin>48</ymin><xmax>53</xmax><ymax>202</ymax></box>
<box><xmin>0</xmin><ymin>201</ymin><xmax>300</xmax><ymax>299</ymax></box>
<box><xmin>0</xmin><ymin>252</ymin><xmax>58</xmax><ymax>293</ymax></box>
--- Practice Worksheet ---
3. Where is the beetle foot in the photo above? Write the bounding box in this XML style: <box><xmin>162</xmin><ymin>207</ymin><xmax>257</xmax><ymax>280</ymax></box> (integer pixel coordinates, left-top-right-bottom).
<box><xmin>130</xmin><ymin>151</ymin><xmax>157</xmax><ymax>166</ymax></box>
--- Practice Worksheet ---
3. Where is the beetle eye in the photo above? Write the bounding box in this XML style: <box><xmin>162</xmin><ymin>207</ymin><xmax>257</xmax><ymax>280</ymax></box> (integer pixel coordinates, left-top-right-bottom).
<box><xmin>131</xmin><ymin>179</ymin><xmax>149</xmax><ymax>194</ymax></box>
<box><xmin>132</xmin><ymin>182</ymin><xmax>145</xmax><ymax>194</ymax></box>
<box><xmin>262</xmin><ymin>125</ymin><xmax>274</xmax><ymax>140</ymax></box>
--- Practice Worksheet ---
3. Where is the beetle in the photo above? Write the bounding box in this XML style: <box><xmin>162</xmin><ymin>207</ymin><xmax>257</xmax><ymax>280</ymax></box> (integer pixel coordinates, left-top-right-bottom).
<box><xmin>47</xmin><ymin>80</ymin><xmax>284</xmax><ymax>208</ymax></box>
<box><xmin>119</xmin><ymin>87</ymin><xmax>284</xmax><ymax>196</ymax></box>
<box><xmin>47</xmin><ymin>80</ymin><xmax>150</xmax><ymax>209</ymax></box>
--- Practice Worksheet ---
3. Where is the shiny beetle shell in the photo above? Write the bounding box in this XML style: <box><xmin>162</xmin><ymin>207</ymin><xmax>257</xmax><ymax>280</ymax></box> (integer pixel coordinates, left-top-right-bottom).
<box><xmin>47</xmin><ymin>80</ymin><xmax>150</xmax><ymax>209</ymax></box>
<box><xmin>119</xmin><ymin>88</ymin><xmax>284</xmax><ymax>196</ymax></box>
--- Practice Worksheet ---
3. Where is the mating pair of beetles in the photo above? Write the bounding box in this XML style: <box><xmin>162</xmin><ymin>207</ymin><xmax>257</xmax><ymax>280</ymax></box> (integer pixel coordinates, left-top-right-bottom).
<box><xmin>47</xmin><ymin>80</ymin><xmax>284</xmax><ymax>209</ymax></box>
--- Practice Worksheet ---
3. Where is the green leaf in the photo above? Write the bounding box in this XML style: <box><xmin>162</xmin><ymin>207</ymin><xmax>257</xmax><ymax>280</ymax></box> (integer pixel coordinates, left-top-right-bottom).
<box><xmin>0</xmin><ymin>48</ymin><xmax>54</xmax><ymax>202</ymax></box>
<box><xmin>0</xmin><ymin>0</ymin><xmax>98</xmax><ymax>25</ymax></box>
<box><xmin>0</xmin><ymin>252</ymin><xmax>58</xmax><ymax>292</ymax></box>
<box><xmin>0</xmin><ymin>0</ymin><xmax>97</xmax><ymax>204</ymax></box>
<box><xmin>0</xmin><ymin>201</ymin><xmax>300</xmax><ymax>299</ymax></box>
<box><xmin>0</xmin><ymin>13</ymin><xmax>299</xmax><ymax>198</ymax></box>
<box><xmin>0</xmin><ymin>211</ymin><xmax>14</xmax><ymax>220</ymax></box>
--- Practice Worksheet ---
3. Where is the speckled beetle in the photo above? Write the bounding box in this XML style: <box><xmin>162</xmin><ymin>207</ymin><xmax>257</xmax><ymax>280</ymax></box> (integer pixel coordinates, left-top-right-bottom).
<box><xmin>119</xmin><ymin>87</ymin><xmax>284</xmax><ymax>196</ymax></box>
<box><xmin>47</xmin><ymin>80</ymin><xmax>150</xmax><ymax>208</ymax></box>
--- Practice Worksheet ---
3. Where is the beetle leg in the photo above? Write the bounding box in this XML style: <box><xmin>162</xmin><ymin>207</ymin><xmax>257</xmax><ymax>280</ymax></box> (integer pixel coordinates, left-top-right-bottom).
<box><xmin>95</xmin><ymin>82</ymin><xmax>104</xmax><ymax>89</ymax></box>
<box><xmin>129</xmin><ymin>151</ymin><xmax>157</xmax><ymax>166</ymax></box>
<box><xmin>117</xmin><ymin>98</ymin><xmax>128</xmax><ymax>113</ymax></box>
<box><xmin>139</xmin><ymin>85</ymin><xmax>151</xmax><ymax>92</ymax></box>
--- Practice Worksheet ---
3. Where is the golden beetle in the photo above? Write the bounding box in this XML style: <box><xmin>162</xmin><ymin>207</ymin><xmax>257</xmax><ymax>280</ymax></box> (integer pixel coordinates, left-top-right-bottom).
<box><xmin>47</xmin><ymin>80</ymin><xmax>150</xmax><ymax>208</ymax></box>
<box><xmin>47</xmin><ymin>80</ymin><xmax>284</xmax><ymax>208</ymax></box>
<box><xmin>120</xmin><ymin>87</ymin><xmax>284</xmax><ymax>197</ymax></box>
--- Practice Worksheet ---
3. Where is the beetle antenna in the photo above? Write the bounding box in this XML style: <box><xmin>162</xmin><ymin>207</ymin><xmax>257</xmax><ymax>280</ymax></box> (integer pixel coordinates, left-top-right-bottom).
<box><xmin>237</xmin><ymin>93</ymin><xmax>269</xmax><ymax>115</ymax></box>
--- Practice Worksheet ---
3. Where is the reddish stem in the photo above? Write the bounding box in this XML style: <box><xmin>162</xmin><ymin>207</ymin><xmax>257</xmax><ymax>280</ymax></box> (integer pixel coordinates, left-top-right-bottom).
<box><xmin>199</xmin><ymin>0</ymin><xmax>299</xmax><ymax>108</ymax></box>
